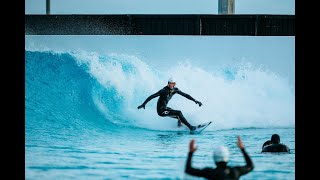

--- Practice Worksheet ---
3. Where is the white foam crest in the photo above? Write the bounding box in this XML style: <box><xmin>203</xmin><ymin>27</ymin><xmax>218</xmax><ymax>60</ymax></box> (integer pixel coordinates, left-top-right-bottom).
<box><xmin>71</xmin><ymin>51</ymin><xmax>294</xmax><ymax>130</ymax></box>
<box><xmin>164</xmin><ymin>61</ymin><xmax>294</xmax><ymax>130</ymax></box>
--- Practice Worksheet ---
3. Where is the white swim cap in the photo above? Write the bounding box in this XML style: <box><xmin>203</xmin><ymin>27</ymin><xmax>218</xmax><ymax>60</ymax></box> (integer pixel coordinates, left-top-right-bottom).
<box><xmin>213</xmin><ymin>146</ymin><xmax>229</xmax><ymax>163</ymax></box>
<box><xmin>168</xmin><ymin>77</ymin><xmax>175</xmax><ymax>83</ymax></box>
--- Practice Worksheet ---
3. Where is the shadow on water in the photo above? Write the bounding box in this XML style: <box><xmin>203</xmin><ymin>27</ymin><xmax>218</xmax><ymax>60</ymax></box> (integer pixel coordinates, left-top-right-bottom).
<box><xmin>156</xmin><ymin>132</ymin><xmax>186</xmax><ymax>145</ymax></box>
<box><xmin>157</xmin><ymin>132</ymin><xmax>184</xmax><ymax>139</ymax></box>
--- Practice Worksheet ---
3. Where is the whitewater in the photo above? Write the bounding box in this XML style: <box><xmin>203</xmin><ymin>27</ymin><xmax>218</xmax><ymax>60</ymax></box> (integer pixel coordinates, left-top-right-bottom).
<box><xmin>25</xmin><ymin>48</ymin><xmax>295</xmax><ymax>179</ymax></box>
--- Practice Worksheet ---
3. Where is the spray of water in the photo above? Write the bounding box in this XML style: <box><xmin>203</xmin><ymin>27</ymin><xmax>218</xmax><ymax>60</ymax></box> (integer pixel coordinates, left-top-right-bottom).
<box><xmin>70</xmin><ymin>51</ymin><xmax>294</xmax><ymax>131</ymax></box>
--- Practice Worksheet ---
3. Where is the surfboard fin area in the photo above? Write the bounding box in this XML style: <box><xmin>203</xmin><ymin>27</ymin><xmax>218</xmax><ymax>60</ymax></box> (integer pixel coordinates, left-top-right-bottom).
<box><xmin>190</xmin><ymin>121</ymin><xmax>212</xmax><ymax>134</ymax></box>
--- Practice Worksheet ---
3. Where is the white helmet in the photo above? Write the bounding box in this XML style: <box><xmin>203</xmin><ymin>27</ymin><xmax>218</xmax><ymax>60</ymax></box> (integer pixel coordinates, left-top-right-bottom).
<box><xmin>168</xmin><ymin>77</ymin><xmax>176</xmax><ymax>84</ymax></box>
<box><xmin>213</xmin><ymin>146</ymin><xmax>229</xmax><ymax>163</ymax></box>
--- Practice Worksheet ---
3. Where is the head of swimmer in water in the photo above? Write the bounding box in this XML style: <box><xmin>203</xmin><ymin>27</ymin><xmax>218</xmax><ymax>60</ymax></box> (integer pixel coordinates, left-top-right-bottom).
<box><xmin>271</xmin><ymin>134</ymin><xmax>280</xmax><ymax>144</ymax></box>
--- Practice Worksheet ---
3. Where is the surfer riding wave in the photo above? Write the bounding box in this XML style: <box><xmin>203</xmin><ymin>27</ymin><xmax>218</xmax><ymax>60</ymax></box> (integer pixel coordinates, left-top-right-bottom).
<box><xmin>137</xmin><ymin>78</ymin><xmax>202</xmax><ymax>131</ymax></box>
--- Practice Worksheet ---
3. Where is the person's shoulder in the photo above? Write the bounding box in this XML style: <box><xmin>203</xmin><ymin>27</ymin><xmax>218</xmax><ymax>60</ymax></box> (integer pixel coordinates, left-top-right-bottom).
<box><xmin>262</xmin><ymin>140</ymin><xmax>272</xmax><ymax>149</ymax></box>
<box><xmin>280</xmin><ymin>143</ymin><xmax>290</xmax><ymax>151</ymax></box>
<box><xmin>264</xmin><ymin>140</ymin><xmax>271</xmax><ymax>144</ymax></box>
<box><xmin>174</xmin><ymin>87</ymin><xmax>180</xmax><ymax>91</ymax></box>
<box><xmin>159</xmin><ymin>86</ymin><xmax>168</xmax><ymax>93</ymax></box>
<box><xmin>202</xmin><ymin>167</ymin><xmax>215</xmax><ymax>173</ymax></box>
<box><xmin>160</xmin><ymin>86</ymin><xmax>168</xmax><ymax>91</ymax></box>
<box><xmin>279</xmin><ymin>143</ymin><xmax>289</xmax><ymax>147</ymax></box>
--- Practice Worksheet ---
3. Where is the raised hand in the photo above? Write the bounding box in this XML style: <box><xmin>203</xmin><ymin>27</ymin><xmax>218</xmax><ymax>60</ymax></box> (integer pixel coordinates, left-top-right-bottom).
<box><xmin>195</xmin><ymin>100</ymin><xmax>202</xmax><ymax>107</ymax></box>
<box><xmin>137</xmin><ymin>104</ymin><xmax>145</xmax><ymax>109</ymax></box>
<box><xmin>189</xmin><ymin>139</ymin><xmax>197</xmax><ymax>153</ymax></box>
<box><xmin>237</xmin><ymin>136</ymin><xmax>244</xmax><ymax>149</ymax></box>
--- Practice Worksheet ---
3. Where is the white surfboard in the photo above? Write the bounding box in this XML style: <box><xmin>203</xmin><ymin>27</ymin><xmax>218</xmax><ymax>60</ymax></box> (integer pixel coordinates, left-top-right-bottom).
<box><xmin>190</xmin><ymin>121</ymin><xmax>212</xmax><ymax>134</ymax></box>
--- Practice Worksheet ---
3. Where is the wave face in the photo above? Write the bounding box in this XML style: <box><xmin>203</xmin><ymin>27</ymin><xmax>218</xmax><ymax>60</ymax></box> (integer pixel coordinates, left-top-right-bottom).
<box><xmin>26</xmin><ymin>50</ymin><xmax>295</xmax><ymax>133</ymax></box>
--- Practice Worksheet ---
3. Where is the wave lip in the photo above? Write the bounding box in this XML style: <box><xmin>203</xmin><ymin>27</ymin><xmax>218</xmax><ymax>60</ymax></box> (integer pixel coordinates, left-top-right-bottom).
<box><xmin>26</xmin><ymin>50</ymin><xmax>295</xmax><ymax>132</ymax></box>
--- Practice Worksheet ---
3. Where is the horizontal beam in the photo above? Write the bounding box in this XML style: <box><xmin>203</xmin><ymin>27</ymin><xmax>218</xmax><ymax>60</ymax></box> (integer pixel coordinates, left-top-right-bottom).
<box><xmin>25</xmin><ymin>14</ymin><xmax>294</xmax><ymax>36</ymax></box>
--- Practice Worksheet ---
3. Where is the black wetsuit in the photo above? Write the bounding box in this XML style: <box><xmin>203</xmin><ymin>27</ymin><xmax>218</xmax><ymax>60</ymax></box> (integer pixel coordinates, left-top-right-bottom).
<box><xmin>141</xmin><ymin>86</ymin><xmax>196</xmax><ymax>130</ymax></box>
<box><xmin>262</xmin><ymin>141</ymin><xmax>290</xmax><ymax>152</ymax></box>
<box><xmin>262</xmin><ymin>140</ymin><xmax>272</xmax><ymax>149</ymax></box>
<box><xmin>185</xmin><ymin>148</ymin><xmax>254</xmax><ymax>180</ymax></box>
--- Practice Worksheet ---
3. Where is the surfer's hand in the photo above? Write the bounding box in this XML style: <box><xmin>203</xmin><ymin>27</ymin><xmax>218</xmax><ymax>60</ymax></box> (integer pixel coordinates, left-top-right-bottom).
<box><xmin>195</xmin><ymin>100</ymin><xmax>202</xmax><ymax>107</ymax></box>
<box><xmin>137</xmin><ymin>104</ymin><xmax>145</xmax><ymax>109</ymax></box>
<box><xmin>237</xmin><ymin>136</ymin><xmax>244</xmax><ymax>149</ymax></box>
<box><xmin>189</xmin><ymin>139</ymin><xmax>197</xmax><ymax>153</ymax></box>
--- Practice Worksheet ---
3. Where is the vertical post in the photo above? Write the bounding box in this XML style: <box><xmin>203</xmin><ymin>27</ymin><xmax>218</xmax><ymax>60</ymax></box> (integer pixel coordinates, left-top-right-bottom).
<box><xmin>199</xmin><ymin>17</ymin><xmax>202</xmax><ymax>35</ymax></box>
<box><xmin>46</xmin><ymin>0</ymin><xmax>50</xmax><ymax>15</ymax></box>
<box><xmin>255</xmin><ymin>15</ymin><xmax>259</xmax><ymax>35</ymax></box>
<box><xmin>195</xmin><ymin>15</ymin><xmax>200</xmax><ymax>35</ymax></box>
<box><xmin>218</xmin><ymin>0</ymin><xmax>235</xmax><ymax>14</ymax></box>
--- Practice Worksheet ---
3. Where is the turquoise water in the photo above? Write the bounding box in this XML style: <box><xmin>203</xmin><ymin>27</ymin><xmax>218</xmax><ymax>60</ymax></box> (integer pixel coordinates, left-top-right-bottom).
<box><xmin>26</xmin><ymin>50</ymin><xmax>295</xmax><ymax>179</ymax></box>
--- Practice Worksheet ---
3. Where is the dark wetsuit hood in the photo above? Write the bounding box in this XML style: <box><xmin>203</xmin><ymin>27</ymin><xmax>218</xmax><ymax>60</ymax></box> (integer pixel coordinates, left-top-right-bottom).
<box><xmin>271</xmin><ymin>134</ymin><xmax>280</xmax><ymax>144</ymax></box>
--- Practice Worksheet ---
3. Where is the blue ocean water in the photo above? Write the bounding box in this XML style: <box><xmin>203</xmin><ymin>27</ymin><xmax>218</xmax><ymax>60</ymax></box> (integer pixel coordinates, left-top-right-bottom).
<box><xmin>26</xmin><ymin>50</ymin><xmax>295</xmax><ymax>179</ymax></box>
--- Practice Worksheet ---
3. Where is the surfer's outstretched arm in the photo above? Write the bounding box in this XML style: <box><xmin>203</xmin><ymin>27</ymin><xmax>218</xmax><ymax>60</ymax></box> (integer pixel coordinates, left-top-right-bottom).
<box><xmin>137</xmin><ymin>90</ymin><xmax>161</xmax><ymax>109</ymax></box>
<box><xmin>176</xmin><ymin>89</ymin><xmax>202</xmax><ymax>107</ymax></box>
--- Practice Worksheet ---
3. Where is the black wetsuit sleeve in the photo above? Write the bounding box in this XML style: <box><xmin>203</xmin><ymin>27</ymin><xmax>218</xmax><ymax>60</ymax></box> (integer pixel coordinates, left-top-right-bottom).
<box><xmin>176</xmin><ymin>89</ymin><xmax>196</xmax><ymax>102</ymax></box>
<box><xmin>234</xmin><ymin>148</ymin><xmax>254</xmax><ymax>176</ymax></box>
<box><xmin>185</xmin><ymin>152</ymin><xmax>211</xmax><ymax>178</ymax></box>
<box><xmin>262</xmin><ymin>140</ymin><xmax>271</xmax><ymax>149</ymax></box>
<box><xmin>141</xmin><ymin>90</ymin><xmax>161</xmax><ymax>106</ymax></box>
